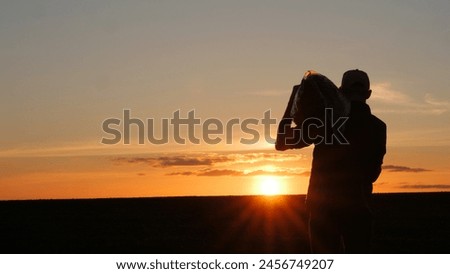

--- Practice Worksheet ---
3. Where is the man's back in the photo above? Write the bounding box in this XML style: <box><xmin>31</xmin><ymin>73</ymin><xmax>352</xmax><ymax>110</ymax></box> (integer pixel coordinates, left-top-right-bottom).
<box><xmin>307</xmin><ymin>99</ymin><xmax>386</xmax><ymax>253</ymax></box>
<box><xmin>307</xmin><ymin>101</ymin><xmax>386</xmax><ymax>210</ymax></box>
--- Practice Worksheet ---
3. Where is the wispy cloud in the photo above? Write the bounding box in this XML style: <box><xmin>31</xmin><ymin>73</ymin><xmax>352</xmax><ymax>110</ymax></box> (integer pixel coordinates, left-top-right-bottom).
<box><xmin>115</xmin><ymin>157</ymin><xmax>153</xmax><ymax>164</ymax></box>
<box><xmin>382</xmin><ymin>165</ymin><xmax>432</xmax><ymax>173</ymax></box>
<box><xmin>114</xmin><ymin>154</ymin><xmax>230</xmax><ymax>167</ymax></box>
<box><xmin>245</xmin><ymin>169</ymin><xmax>310</xmax><ymax>177</ymax></box>
<box><xmin>157</xmin><ymin>156</ymin><xmax>227</xmax><ymax>167</ymax></box>
<box><xmin>167</xmin><ymin>168</ymin><xmax>310</xmax><ymax>177</ymax></box>
<box><xmin>198</xmin><ymin>169</ymin><xmax>244</xmax><ymax>177</ymax></box>
<box><xmin>399</xmin><ymin>184</ymin><xmax>450</xmax><ymax>189</ymax></box>
<box><xmin>371</xmin><ymin>83</ymin><xmax>411</xmax><ymax>103</ymax></box>
<box><xmin>226</xmin><ymin>152</ymin><xmax>304</xmax><ymax>164</ymax></box>
<box><xmin>114</xmin><ymin>151</ymin><xmax>308</xmax><ymax>178</ymax></box>
<box><xmin>114</xmin><ymin>151</ymin><xmax>304</xmax><ymax>168</ymax></box>
<box><xmin>371</xmin><ymin>82</ymin><xmax>449</xmax><ymax>115</ymax></box>
<box><xmin>424</xmin><ymin>93</ymin><xmax>450</xmax><ymax>114</ymax></box>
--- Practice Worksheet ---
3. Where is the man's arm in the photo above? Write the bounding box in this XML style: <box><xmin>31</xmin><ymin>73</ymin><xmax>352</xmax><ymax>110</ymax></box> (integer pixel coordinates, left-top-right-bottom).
<box><xmin>367</xmin><ymin>119</ymin><xmax>387</xmax><ymax>183</ymax></box>
<box><xmin>275</xmin><ymin>85</ymin><xmax>311</xmax><ymax>151</ymax></box>
<box><xmin>275</xmin><ymin>119</ymin><xmax>309</xmax><ymax>151</ymax></box>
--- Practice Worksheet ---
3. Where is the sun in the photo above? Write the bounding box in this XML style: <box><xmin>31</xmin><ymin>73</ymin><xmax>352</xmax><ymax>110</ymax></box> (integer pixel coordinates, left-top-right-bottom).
<box><xmin>258</xmin><ymin>176</ymin><xmax>282</xmax><ymax>196</ymax></box>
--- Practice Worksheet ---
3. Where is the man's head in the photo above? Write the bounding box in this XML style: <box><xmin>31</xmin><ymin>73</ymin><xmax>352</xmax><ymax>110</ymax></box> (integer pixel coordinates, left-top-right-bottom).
<box><xmin>340</xmin><ymin>69</ymin><xmax>371</xmax><ymax>102</ymax></box>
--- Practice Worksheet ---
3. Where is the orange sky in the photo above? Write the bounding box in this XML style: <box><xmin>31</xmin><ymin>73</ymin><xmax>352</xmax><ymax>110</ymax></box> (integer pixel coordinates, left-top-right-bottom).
<box><xmin>1</xmin><ymin>1</ymin><xmax>450</xmax><ymax>200</ymax></box>
<box><xmin>1</xmin><ymin>144</ymin><xmax>449</xmax><ymax>200</ymax></box>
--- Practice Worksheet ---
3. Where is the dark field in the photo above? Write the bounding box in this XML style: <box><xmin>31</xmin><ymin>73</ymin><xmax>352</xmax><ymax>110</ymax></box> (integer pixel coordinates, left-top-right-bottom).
<box><xmin>1</xmin><ymin>193</ymin><xmax>450</xmax><ymax>254</ymax></box>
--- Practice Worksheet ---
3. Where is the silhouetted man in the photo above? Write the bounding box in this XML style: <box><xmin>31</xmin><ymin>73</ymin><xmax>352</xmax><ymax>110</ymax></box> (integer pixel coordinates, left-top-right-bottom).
<box><xmin>276</xmin><ymin>69</ymin><xmax>386</xmax><ymax>253</ymax></box>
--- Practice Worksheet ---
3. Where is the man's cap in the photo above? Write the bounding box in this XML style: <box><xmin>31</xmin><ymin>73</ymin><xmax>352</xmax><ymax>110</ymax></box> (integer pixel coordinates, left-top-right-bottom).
<box><xmin>341</xmin><ymin>69</ymin><xmax>370</xmax><ymax>91</ymax></box>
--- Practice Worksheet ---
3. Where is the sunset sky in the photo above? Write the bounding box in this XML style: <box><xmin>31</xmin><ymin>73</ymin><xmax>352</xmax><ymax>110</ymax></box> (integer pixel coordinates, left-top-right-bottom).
<box><xmin>1</xmin><ymin>0</ymin><xmax>450</xmax><ymax>200</ymax></box>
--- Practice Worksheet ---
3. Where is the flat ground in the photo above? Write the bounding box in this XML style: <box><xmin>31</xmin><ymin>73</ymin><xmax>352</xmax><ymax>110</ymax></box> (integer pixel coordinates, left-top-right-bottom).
<box><xmin>1</xmin><ymin>193</ymin><xmax>449</xmax><ymax>253</ymax></box>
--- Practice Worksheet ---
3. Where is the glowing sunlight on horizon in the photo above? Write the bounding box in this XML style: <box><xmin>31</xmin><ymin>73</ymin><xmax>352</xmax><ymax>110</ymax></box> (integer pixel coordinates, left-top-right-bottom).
<box><xmin>256</xmin><ymin>176</ymin><xmax>284</xmax><ymax>196</ymax></box>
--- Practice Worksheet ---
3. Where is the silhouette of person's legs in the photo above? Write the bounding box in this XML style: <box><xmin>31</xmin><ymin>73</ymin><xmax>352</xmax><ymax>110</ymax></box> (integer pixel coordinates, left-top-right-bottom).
<box><xmin>309</xmin><ymin>206</ymin><xmax>372</xmax><ymax>253</ymax></box>
<box><xmin>341</xmin><ymin>210</ymin><xmax>372</xmax><ymax>253</ymax></box>
<box><xmin>308</xmin><ymin>208</ymin><xmax>342</xmax><ymax>253</ymax></box>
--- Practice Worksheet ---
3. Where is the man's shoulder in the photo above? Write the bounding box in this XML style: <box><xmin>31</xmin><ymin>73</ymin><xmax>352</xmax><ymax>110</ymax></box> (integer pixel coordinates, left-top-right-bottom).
<box><xmin>370</xmin><ymin>114</ymin><xmax>385</xmax><ymax>125</ymax></box>
<box><xmin>370</xmin><ymin>114</ymin><xmax>386</xmax><ymax>132</ymax></box>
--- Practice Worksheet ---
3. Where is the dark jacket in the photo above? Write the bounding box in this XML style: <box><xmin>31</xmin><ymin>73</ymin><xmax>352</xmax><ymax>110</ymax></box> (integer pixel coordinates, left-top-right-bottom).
<box><xmin>306</xmin><ymin>102</ymin><xmax>386</xmax><ymax>210</ymax></box>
